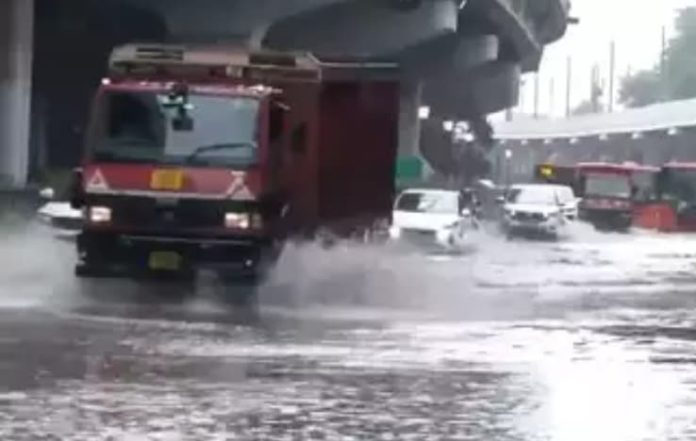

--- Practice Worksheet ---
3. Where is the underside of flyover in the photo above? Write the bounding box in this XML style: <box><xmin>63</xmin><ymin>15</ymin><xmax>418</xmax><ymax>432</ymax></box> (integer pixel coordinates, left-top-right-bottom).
<box><xmin>0</xmin><ymin>0</ymin><xmax>569</xmax><ymax>187</ymax></box>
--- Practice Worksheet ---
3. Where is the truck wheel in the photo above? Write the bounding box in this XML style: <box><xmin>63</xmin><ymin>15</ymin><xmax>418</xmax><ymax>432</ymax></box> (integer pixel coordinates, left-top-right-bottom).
<box><xmin>75</xmin><ymin>262</ymin><xmax>112</xmax><ymax>278</ymax></box>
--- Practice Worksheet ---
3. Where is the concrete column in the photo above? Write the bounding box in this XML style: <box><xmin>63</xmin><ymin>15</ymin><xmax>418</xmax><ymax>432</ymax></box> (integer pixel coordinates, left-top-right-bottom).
<box><xmin>0</xmin><ymin>0</ymin><xmax>34</xmax><ymax>187</ymax></box>
<box><xmin>398</xmin><ymin>80</ymin><xmax>422</xmax><ymax>157</ymax></box>
<box><xmin>398</xmin><ymin>79</ymin><xmax>433</xmax><ymax>180</ymax></box>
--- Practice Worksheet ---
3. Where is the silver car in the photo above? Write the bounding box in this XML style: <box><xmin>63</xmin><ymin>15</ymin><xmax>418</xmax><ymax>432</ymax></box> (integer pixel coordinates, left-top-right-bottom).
<box><xmin>501</xmin><ymin>184</ymin><xmax>578</xmax><ymax>239</ymax></box>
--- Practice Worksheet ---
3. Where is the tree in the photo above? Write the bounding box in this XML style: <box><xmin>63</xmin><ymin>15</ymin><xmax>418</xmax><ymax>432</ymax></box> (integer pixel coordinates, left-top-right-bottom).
<box><xmin>572</xmin><ymin>100</ymin><xmax>602</xmax><ymax>116</ymax></box>
<box><xmin>620</xmin><ymin>7</ymin><xmax>696</xmax><ymax>107</ymax></box>
<box><xmin>619</xmin><ymin>70</ymin><xmax>662</xmax><ymax>107</ymax></box>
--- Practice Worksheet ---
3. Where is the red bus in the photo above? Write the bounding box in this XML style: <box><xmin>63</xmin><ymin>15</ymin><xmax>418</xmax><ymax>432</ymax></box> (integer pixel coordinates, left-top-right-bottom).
<box><xmin>634</xmin><ymin>162</ymin><xmax>696</xmax><ymax>232</ymax></box>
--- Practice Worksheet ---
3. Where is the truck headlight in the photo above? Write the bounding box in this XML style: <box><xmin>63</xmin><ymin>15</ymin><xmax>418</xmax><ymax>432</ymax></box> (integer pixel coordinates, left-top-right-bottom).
<box><xmin>224</xmin><ymin>212</ymin><xmax>251</xmax><ymax>229</ymax></box>
<box><xmin>88</xmin><ymin>206</ymin><xmax>112</xmax><ymax>224</ymax></box>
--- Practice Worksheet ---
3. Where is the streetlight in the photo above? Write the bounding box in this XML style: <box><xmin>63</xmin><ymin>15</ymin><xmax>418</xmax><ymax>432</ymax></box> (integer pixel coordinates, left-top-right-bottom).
<box><xmin>418</xmin><ymin>106</ymin><xmax>431</xmax><ymax>120</ymax></box>
<box><xmin>504</xmin><ymin>149</ymin><xmax>513</xmax><ymax>188</ymax></box>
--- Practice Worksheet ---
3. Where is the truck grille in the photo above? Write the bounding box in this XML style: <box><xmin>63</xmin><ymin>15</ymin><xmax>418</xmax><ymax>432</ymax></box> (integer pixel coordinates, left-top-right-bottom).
<box><xmin>97</xmin><ymin>196</ymin><xmax>255</xmax><ymax>231</ymax></box>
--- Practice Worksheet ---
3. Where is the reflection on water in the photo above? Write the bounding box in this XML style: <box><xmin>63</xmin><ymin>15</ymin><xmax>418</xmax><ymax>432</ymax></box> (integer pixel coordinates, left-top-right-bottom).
<box><xmin>1</xmin><ymin>225</ymin><xmax>696</xmax><ymax>438</ymax></box>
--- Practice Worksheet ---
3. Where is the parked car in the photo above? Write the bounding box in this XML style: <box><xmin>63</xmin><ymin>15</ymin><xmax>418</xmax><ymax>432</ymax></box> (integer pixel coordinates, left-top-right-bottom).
<box><xmin>389</xmin><ymin>188</ymin><xmax>478</xmax><ymax>252</ymax></box>
<box><xmin>500</xmin><ymin>184</ymin><xmax>578</xmax><ymax>239</ymax></box>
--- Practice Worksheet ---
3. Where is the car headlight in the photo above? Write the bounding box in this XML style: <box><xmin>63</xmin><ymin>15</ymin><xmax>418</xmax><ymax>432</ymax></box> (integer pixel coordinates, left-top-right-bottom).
<box><xmin>436</xmin><ymin>228</ymin><xmax>452</xmax><ymax>243</ymax></box>
<box><xmin>547</xmin><ymin>211</ymin><xmax>562</xmax><ymax>221</ymax></box>
<box><xmin>224</xmin><ymin>212</ymin><xmax>251</xmax><ymax>229</ymax></box>
<box><xmin>443</xmin><ymin>221</ymin><xmax>459</xmax><ymax>230</ymax></box>
<box><xmin>388</xmin><ymin>226</ymin><xmax>402</xmax><ymax>239</ymax></box>
<box><xmin>88</xmin><ymin>206</ymin><xmax>112</xmax><ymax>224</ymax></box>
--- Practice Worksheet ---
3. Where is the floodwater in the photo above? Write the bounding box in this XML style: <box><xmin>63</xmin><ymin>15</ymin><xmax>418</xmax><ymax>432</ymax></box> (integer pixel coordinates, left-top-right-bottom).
<box><xmin>2</xmin><ymin>223</ymin><xmax>696</xmax><ymax>440</ymax></box>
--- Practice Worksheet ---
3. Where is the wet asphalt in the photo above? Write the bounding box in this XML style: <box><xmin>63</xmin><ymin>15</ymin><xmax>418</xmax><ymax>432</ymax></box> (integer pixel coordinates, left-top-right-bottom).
<box><xmin>2</xmin><ymin>223</ymin><xmax>696</xmax><ymax>440</ymax></box>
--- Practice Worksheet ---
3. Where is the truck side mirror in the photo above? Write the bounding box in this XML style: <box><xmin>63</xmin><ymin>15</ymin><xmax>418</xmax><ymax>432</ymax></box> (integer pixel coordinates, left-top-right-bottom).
<box><xmin>39</xmin><ymin>187</ymin><xmax>55</xmax><ymax>201</ymax></box>
<box><xmin>172</xmin><ymin>113</ymin><xmax>194</xmax><ymax>131</ymax></box>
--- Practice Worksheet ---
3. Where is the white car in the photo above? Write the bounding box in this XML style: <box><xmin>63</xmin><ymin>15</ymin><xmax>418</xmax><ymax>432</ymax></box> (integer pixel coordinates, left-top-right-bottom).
<box><xmin>389</xmin><ymin>188</ymin><xmax>477</xmax><ymax>251</ymax></box>
<box><xmin>36</xmin><ymin>188</ymin><xmax>83</xmax><ymax>239</ymax></box>
<box><xmin>501</xmin><ymin>184</ymin><xmax>578</xmax><ymax>239</ymax></box>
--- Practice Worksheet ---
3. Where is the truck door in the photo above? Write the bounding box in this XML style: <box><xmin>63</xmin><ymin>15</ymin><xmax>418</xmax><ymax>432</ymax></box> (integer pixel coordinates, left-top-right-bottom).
<box><xmin>268</xmin><ymin>99</ymin><xmax>288</xmax><ymax>188</ymax></box>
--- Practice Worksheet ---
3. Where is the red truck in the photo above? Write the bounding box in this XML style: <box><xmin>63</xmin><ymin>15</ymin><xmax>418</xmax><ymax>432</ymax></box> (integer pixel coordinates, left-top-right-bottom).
<box><xmin>69</xmin><ymin>44</ymin><xmax>400</xmax><ymax>280</ymax></box>
<box><xmin>534</xmin><ymin>162</ymin><xmax>659</xmax><ymax>231</ymax></box>
<box><xmin>576</xmin><ymin>162</ymin><xmax>658</xmax><ymax>231</ymax></box>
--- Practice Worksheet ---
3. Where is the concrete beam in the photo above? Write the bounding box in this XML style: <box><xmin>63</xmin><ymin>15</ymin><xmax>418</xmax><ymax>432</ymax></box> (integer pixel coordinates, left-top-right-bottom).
<box><xmin>528</xmin><ymin>0</ymin><xmax>571</xmax><ymax>44</ymax></box>
<box><xmin>465</xmin><ymin>0</ymin><xmax>540</xmax><ymax>72</ymax></box>
<box><xmin>124</xmin><ymin>0</ymin><xmax>348</xmax><ymax>43</ymax></box>
<box><xmin>398</xmin><ymin>34</ymin><xmax>499</xmax><ymax>80</ymax></box>
<box><xmin>264</xmin><ymin>0</ymin><xmax>458</xmax><ymax>57</ymax></box>
<box><xmin>423</xmin><ymin>60</ymin><xmax>521</xmax><ymax>119</ymax></box>
<box><xmin>0</xmin><ymin>0</ymin><xmax>34</xmax><ymax>187</ymax></box>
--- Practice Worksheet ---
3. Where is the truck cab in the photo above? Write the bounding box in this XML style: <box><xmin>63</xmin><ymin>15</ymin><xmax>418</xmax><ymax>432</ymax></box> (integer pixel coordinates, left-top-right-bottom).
<box><xmin>576</xmin><ymin>162</ymin><xmax>658</xmax><ymax>231</ymax></box>
<box><xmin>71</xmin><ymin>45</ymin><xmax>400</xmax><ymax>280</ymax></box>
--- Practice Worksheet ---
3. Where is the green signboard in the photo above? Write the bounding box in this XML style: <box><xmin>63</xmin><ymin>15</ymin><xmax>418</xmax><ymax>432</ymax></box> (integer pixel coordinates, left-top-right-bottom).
<box><xmin>395</xmin><ymin>155</ymin><xmax>424</xmax><ymax>188</ymax></box>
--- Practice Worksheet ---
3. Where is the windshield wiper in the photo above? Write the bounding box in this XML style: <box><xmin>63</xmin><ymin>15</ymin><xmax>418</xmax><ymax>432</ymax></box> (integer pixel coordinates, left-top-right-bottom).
<box><xmin>185</xmin><ymin>142</ymin><xmax>255</xmax><ymax>163</ymax></box>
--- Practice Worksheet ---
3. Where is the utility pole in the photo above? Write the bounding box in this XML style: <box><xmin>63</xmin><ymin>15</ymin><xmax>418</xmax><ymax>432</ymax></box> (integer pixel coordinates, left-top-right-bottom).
<box><xmin>590</xmin><ymin>64</ymin><xmax>601</xmax><ymax>113</ymax></box>
<box><xmin>608</xmin><ymin>40</ymin><xmax>616</xmax><ymax>113</ymax></box>
<box><xmin>533</xmin><ymin>72</ymin><xmax>540</xmax><ymax>119</ymax></box>
<box><xmin>549</xmin><ymin>78</ymin><xmax>555</xmax><ymax>117</ymax></box>
<box><xmin>565</xmin><ymin>56</ymin><xmax>572</xmax><ymax>117</ymax></box>
<box><xmin>660</xmin><ymin>25</ymin><xmax>667</xmax><ymax>78</ymax></box>
<box><xmin>519</xmin><ymin>77</ymin><xmax>527</xmax><ymax>114</ymax></box>
<box><xmin>660</xmin><ymin>25</ymin><xmax>667</xmax><ymax>101</ymax></box>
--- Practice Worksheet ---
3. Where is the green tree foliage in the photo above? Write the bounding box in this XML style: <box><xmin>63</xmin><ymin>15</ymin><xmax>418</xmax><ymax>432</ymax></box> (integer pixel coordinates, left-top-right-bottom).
<box><xmin>572</xmin><ymin>100</ymin><xmax>603</xmax><ymax>115</ymax></box>
<box><xmin>620</xmin><ymin>7</ymin><xmax>696</xmax><ymax>107</ymax></box>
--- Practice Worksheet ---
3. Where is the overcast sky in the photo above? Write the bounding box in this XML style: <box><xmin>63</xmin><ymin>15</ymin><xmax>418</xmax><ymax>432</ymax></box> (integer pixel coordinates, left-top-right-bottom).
<box><xmin>515</xmin><ymin>0</ymin><xmax>696</xmax><ymax>118</ymax></box>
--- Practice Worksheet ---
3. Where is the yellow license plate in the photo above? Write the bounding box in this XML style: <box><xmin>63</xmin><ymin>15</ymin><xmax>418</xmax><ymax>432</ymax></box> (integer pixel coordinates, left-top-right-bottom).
<box><xmin>148</xmin><ymin>251</ymin><xmax>182</xmax><ymax>271</ymax></box>
<box><xmin>150</xmin><ymin>169</ymin><xmax>184</xmax><ymax>191</ymax></box>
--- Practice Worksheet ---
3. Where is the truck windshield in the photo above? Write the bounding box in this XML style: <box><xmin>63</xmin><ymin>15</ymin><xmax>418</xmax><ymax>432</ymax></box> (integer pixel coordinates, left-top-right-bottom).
<box><xmin>585</xmin><ymin>174</ymin><xmax>631</xmax><ymax>198</ymax></box>
<box><xmin>92</xmin><ymin>91</ymin><xmax>259</xmax><ymax>166</ymax></box>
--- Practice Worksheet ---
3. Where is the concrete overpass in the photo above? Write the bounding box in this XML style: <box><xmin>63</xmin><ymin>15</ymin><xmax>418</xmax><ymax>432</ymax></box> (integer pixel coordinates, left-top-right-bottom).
<box><xmin>0</xmin><ymin>0</ymin><xmax>571</xmax><ymax>187</ymax></box>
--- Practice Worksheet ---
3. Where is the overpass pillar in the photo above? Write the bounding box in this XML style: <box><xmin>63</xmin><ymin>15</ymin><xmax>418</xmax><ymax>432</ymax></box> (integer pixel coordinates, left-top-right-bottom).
<box><xmin>0</xmin><ymin>0</ymin><xmax>34</xmax><ymax>187</ymax></box>
<box><xmin>397</xmin><ymin>79</ymin><xmax>432</xmax><ymax>184</ymax></box>
<box><xmin>398</xmin><ymin>80</ymin><xmax>422</xmax><ymax>157</ymax></box>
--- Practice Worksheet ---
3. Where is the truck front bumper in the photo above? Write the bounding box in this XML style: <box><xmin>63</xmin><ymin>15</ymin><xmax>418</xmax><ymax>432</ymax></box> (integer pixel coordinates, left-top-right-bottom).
<box><xmin>580</xmin><ymin>209</ymin><xmax>632</xmax><ymax>230</ymax></box>
<box><xmin>76</xmin><ymin>230</ymin><xmax>273</xmax><ymax>278</ymax></box>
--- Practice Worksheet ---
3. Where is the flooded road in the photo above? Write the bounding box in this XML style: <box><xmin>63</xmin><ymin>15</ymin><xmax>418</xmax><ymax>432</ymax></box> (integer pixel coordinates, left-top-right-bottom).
<box><xmin>2</xmin><ymin>224</ymin><xmax>696</xmax><ymax>440</ymax></box>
